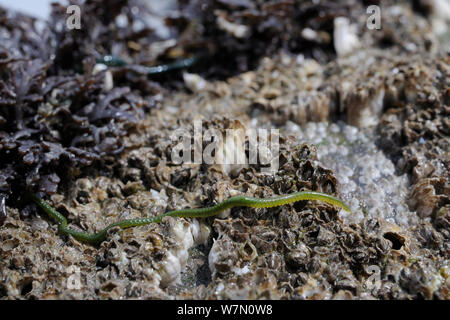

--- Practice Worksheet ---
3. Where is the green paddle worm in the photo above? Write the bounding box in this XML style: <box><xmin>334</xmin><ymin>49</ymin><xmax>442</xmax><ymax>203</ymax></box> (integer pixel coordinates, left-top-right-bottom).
<box><xmin>96</xmin><ymin>55</ymin><xmax>202</xmax><ymax>75</ymax></box>
<box><xmin>30</xmin><ymin>191</ymin><xmax>350</xmax><ymax>245</ymax></box>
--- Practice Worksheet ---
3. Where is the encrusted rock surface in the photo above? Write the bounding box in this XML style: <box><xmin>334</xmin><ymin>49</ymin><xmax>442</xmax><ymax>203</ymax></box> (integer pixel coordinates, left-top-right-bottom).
<box><xmin>0</xmin><ymin>1</ymin><xmax>449</xmax><ymax>300</ymax></box>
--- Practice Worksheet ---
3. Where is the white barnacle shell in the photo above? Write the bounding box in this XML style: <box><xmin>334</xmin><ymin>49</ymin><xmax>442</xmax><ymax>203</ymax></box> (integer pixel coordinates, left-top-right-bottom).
<box><xmin>215</xmin><ymin>10</ymin><xmax>249</xmax><ymax>38</ymax></box>
<box><xmin>333</xmin><ymin>17</ymin><xmax>360</xmax><ymax>57</ymax></box>
<box><xmin>157</xmin><ymin>251</ymin><xmax>181</xmax><ymax>287</ymax></box>
<box><xmin>156</xmin><ymin>218</ymin><xmax>211</xmax><ymax>287</ymax></box>
<box><xmin>190</xmin><ymin>219</ymin><xmax>211</xmax><ymax>246</ymax></box>
<box><xmin>183</xmin><ymin>72</ymin><xmax>207</xmax><ymax>92</ymax></box>
<box><xmin>172</xmin><ymin>219</ymin><xmax>194</xmax><ymax>250</ymax></box>
<box><xmin>216</xmin><ymin>120</ymin><xmax>248</xmax><ymax>177</ymax></box>
<box><xmin>208</xmin><ymin>237</ymin><xmax>221</xmax><ymax>276</ymax></box>
<box><xmin>430</xmin><ymin>0</ymin><xmax>450</xmax><ymax>35</ymax></box>
<box><xmin>92</xmin><ymin>63</ymin><xmax>113</xmax><ymax>91</ymax></box>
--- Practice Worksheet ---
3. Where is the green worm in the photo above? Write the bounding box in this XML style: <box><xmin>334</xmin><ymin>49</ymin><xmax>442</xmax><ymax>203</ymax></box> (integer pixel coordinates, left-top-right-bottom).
<box><xmin>96</xmin><ymin>55</ymin><xmax>202</xmax><ymax>75</ymax></box>
<box><xmin>30</xmin><ymin>191</ymin><xmax>350</xmax><ymax>245</ymax></box>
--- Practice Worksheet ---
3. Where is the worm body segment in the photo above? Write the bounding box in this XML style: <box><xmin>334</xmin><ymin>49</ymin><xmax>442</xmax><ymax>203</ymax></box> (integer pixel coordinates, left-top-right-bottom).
<box><xmin>30</xmin><ymin>191</ymin><xmax>350</xmax><ymax>245</ymax></box>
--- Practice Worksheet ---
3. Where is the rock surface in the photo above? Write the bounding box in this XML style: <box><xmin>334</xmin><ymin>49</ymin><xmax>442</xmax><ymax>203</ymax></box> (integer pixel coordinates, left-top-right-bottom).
<box><xmin>0</xmin><ymin>0</ymin><xmax>449</xmax><ymax>300</ymax></box>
